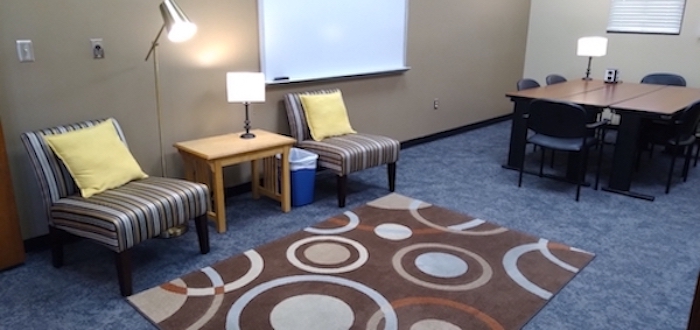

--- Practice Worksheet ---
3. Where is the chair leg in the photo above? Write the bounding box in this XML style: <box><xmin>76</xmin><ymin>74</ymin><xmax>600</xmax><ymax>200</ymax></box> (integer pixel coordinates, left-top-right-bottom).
<box><xmin>49</xmin><ymin>226</ymin><xmax>65</xmax><ymax>268</ymax></box>
<box><xmin>688</xmin><ymin>270</ymin><xmax>700</xmax><ymax>330</ymax></box>
<box><xmin>682</xmin><ymin>146</ymin><xmax>692</xmax><ymax>182</ymax></box>
<box><xmin>518</xmin><ymin>144</ymin><xmax>527</xmax><ymax>188</ymax></box>
<box><xmin>337</xmin><ymin>175</ymin><xmax>347</xmax><ymax>208</ymax></box>
<box><xmin>194</xmin><ymin>214</ymin><xmax>210</xmax><ymax>254</ymax></box>
<box><xmin>595</xmin><ymin>140</ymin><xmax>605</xmax><ymax>190</ymax></box>
<box><xmin>575</xmin><ymin>150</ymin><xmax>586</xmax><ymax>201</ymax></box>
<box><xmin>694</xmin><ymin>142</ymin><xmax>699</xmax><ymax>167</ymax></box>
<box><xmin>388</xmin><ymin>162</ymin><xmax>396</xmax><ymax>192</ymax></box>
<box><xmin>539</xmin><ymin>147</ymin><xmax>545</xmax><ymax>177</ymax></box>
<box><xmin>115</xmin><ymin>249</ymin><xmax>133</xmax><ymax>297</ymax></box>
<box><xmin>666</xmin><ymin>150</ymin><xmax>678</xmax><ymax>194</ymax></box>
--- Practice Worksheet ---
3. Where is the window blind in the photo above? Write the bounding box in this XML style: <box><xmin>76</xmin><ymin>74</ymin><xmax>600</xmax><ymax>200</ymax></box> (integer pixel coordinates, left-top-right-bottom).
<box><xmin>607</xmin><ymin>0</ymin><xmax>686</xmax><ymax>34</ymax></box>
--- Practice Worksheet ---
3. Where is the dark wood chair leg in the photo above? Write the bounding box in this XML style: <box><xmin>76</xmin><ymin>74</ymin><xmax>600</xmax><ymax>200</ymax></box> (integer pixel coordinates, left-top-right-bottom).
<box><xmin>49</xmin><ymin>226</ymin><xmax>64</xmax><ymax>268</ymax></box>
<box><xmin>388</xmin><ymin>162</ymin><xmax>396</xmax><ymax>192</ymax></box>
<box><xmin>688</xmin><ymin>271</ymin><xmax>700</xmax><ymax>330</ymax></box>
<box><xmin>666</xmin><ymin>151</ymin><xmax>678</xmax><ymax>194</ymax></box>
<box><xmin>115</xmin><ymin>249</ymin><xmax>133</xmax><ymax>297</ymax></box>
<box><xmin>337</xmin><ymin>175</ymin><xmax>347</xmax><ymax>208</ymax></box>
<box><xmin>194</xmin><ymin>214</ymin><xmax>210</xmax><ymax>254</ymax></box>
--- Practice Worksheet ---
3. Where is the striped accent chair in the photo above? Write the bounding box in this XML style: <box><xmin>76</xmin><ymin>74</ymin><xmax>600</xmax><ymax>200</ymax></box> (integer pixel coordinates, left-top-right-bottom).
<box><xmin>284</xmin><ymin>89</ymin><xmax>400</xmax><ymax>207</ymax></box>
<box><xmin>21</xmin><ymin>118</ymin><xmax>210</xmax><ymax>296</ymax></box>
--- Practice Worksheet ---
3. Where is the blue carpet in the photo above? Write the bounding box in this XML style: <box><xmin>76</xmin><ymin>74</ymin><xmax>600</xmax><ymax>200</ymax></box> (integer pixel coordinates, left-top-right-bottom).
<box><xmin>1</xmin><ymin>120</ymin><xmax>698</xmax><ymax>329</ymax></box>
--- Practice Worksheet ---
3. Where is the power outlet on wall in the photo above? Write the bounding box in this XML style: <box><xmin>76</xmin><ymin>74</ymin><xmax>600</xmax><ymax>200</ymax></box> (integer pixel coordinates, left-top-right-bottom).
<box><xmin>90</xmin><ymin>38</ymin><xmax>104</xmax><ymax>59</ymax></box>
<box><xmin>433</xmin><ymin>98</ymin><xmax>439</xmax><ymax>110</ymax></box>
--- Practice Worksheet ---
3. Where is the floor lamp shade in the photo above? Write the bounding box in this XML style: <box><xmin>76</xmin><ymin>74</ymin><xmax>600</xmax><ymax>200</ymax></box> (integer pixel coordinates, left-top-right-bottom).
<box><xmin>227</xmin><ymin>72</ymin><xmax>266</xmax><ymax>139</ymax></box>
<box><xmin>160</xmin><ymin>0</ymin><xmax>197</xmax><ymax>42</ymax></box>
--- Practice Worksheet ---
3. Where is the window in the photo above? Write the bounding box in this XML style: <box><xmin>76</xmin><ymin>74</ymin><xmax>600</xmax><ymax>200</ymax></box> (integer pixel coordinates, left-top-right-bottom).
<box><xmin>607</xmin><ymin>0</ymin><xmax>687</xmax><ymax>35</ymax></box>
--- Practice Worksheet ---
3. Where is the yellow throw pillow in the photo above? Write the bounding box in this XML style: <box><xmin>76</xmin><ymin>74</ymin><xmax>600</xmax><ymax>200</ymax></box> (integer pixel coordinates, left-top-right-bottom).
<box><xmin>300</xmin><ymin>91</ymin><xmax>357</xmax><ymax>141</ymax></box>
<box><xmin>43</xmin><ymin>119</ymin><xmax>148</xmax><ymax>198</ymax></box>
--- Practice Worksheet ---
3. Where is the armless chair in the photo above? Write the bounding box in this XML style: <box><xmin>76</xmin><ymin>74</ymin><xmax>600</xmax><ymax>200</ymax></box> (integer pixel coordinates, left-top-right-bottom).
<box><xmin>545</xmin><ymin>74</ymin><xmax>567</xmax><ymax>85</ymax></box>
<box><xmin>518</xmin><ymin>99</ymin><xmax>608</xmax><ymax>201</ymax></box>
<box><xmin>284</xmin><ymin>89</ymin><xmax>400</xmax><ymax>207</ymax></box>
<box><xmin>516</xmin><ymin>78</ymin><xmax>540</xmax><ymax>91</ymax></box>
<box><xmin>21</xmin><ymin>118</ymin><xmax>210</xmax><ymax>296</ymax></box>
<box><xmin>640</xmin><ymin>73</ymin><xmax>687</xmax><ymax>87</ymax></box>
<box><xmin>636</xmin><ymin>100</ymin><xmax>700</xmax><ymax>194</ymax></box>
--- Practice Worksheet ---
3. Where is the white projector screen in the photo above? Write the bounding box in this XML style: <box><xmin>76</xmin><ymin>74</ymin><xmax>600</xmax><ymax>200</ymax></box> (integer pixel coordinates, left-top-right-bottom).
<box><xmin>258</xmin><ymin>0</ymin><xmax>408</xmax><ymax>84</ymax></box>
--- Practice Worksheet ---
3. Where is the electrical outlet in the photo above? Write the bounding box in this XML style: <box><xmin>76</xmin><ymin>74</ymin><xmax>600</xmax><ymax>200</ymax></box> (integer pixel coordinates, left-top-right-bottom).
<box><xmin>90</xmin><ymin>38</ymin><xmax>104</xmax><ymax>59</ymax></box>
<box><xmin>433</xmin><ymin>98</ymin><xmax>439</xmax><ymax>110</ymax></box>
<box><xmin>16</xmin><ymin>40</ymin><xmax>35</xmax><ymax>62</ymax></box>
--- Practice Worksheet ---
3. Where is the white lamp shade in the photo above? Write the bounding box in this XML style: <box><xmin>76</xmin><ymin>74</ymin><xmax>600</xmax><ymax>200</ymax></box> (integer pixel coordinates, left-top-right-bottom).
<box><xmin>160</xmin><ymin>0</ymin><xmax>197</xmax><ymax>42</ymax></box>
<box><xmin>226</xmin><ymin>72</ymin><xmax>266</xmax><ymax>103</ymax></box>
<box><xmin>577</xmin><ymin>36</ymin><xmax>608</xmax><ymax>57</ymax></box>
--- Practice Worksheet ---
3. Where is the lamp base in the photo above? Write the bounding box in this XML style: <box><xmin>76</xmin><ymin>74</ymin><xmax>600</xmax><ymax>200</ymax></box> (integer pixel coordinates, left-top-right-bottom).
<box><xmin>158</xmin><ymin>224</ymin><xmax>188</xmax><ymax>238</ymax></box>
<box><xmin>240</xmin><ymin>132</ymin><xmax>256</xmax><ymax>139</ymax></box>
<box><xmin>582</xmin><ymin>77</ymin><xmax>593</xmax><ymax>81</ymax></box>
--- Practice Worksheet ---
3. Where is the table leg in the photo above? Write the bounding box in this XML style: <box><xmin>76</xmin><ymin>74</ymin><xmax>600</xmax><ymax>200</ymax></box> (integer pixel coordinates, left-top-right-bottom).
<box><xmin>602</xmin><ymin>112</ymin><xmax>655</xmax><ymax>201</ymax></box>
<box><xmin>211</xmin><ymin>163</ymin><xmax>227</xmax><ymax>233</ymax></box>
<box><xmin>504</xmin><ymin>99</ymin><xmax>529</xmax><ymax>169</ymax></box>
<box><xmin>280</xmin><ymin>147</ymin><xmax>291</xmax><ymax>212</ymax></box>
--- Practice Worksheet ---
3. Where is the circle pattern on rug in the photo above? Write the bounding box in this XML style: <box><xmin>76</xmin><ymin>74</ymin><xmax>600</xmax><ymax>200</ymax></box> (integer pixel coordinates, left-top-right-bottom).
<box><xmin>270</xmin><ymin>294</ymin><xmax>354</xmax><ymax>330</ymax></box>
<box><xmin>303</xmin><ymin>242</ymin><xmax>352</xmax><ymax>265</ymax></box>
<box><xmin>288</xmin><ymin>236</ymin><xmax>368</xmax><ymax>274</ymax></box>
<box><xmin>374</xmin><ymin>223</ymin><xmax>413</xmax><ymax>240</ymax></box>
<box><xmin>410</xmin><ymin>319</ymin><xmax>460</xmax><ymax>330</ymax></box>
<box><xmin>414</xmin><ymin>252</ymin><xmax>468</xmax><ymax>278</ymax></box>
<box><xmin>392</xmin><ymin>243</ymin><xmax>492</xmax><ymax>291</ymax></box>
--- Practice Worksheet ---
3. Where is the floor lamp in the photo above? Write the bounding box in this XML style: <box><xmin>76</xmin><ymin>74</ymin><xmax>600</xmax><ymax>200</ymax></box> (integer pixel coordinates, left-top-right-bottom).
<box><xmin>145</xmin><ymin>0</ymin><xmax>197</xmax><ymax>237</ymax></box>
<box><xmin>577</xmin><ymin>36</ymin><xmax>608</xmax><ymax>80</ymax></box>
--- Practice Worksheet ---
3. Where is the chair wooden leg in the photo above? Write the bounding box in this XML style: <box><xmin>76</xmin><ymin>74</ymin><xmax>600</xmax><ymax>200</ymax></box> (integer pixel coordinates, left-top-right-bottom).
<box><xmin>693</xmin><ymin>142</ymin><xmax>699</xmax><ymax>167</ymax></box>
<box><xmin>337</xmin><ymin>175</ymin><xmax>347</xmax><ymax>208</ymax></box>
<box><xmin>388</xmin><ymin>163</ymin><xmax>396</xmax><ymax>192</ymax></box>
<box><xmin>682</xmin><ymin>146</ymin><xmax>692</xmax><ymax>182</ymax></box>
<box><xmin>115</xmin><ymin>249</ymin><xmax>133</xmax><ymax>297</ymax></box>
<box><xmin>49</xmin><ymin>226</ymin><xmax>65</xmax><ymax>268</ymax></box>
<box><xmin>539</xmin><ymin>147</ymin><xmax>545</xmax><ymax>177</ymax></box>
<box><xmin>194</xmin><ymin>214</ymin><xmax>210</xmax><ymax>254</ymax></box>
<box><xmin>688</xmin><ymin>270</ymin><xmax>700</xmax><ymax>330</ymax></box>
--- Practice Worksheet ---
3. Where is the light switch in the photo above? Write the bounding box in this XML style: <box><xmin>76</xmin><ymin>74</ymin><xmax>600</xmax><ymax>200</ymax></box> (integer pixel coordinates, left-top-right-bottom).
<box><xmin>16</xmin><ymin>40</ymin><xmax>35</xmax><ymax>62</ymax></box>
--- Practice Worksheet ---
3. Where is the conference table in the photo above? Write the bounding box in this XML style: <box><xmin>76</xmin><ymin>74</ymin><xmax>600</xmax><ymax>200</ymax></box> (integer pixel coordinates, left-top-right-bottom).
<box><xmin>505</xmin><ymin>79</ymin><xmax>700</xmax><ymax>201</ymax></box>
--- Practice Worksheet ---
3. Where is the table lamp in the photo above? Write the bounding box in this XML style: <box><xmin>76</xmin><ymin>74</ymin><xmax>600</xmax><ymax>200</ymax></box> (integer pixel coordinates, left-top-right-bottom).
<box><xmin>226</xmin><ymin>72</ymin><xmax>266</xmax><ymax>139</ymax></box>
<box><xmin>577</xmin><ymin>36</ymin><xmax>608</xmax><ymax>80</ymax></box>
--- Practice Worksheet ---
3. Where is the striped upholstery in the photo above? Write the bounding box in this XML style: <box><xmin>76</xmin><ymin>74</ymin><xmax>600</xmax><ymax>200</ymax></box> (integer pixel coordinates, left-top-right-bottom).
<box><xmin>284</xmin><ymin>90</ymin><xmax>400</xmax><ymax>176</ymax></box>
<box><xmin>21</xmin><ymin>118</ymin><xmax>209</xmax><ymax>252</ymax></box>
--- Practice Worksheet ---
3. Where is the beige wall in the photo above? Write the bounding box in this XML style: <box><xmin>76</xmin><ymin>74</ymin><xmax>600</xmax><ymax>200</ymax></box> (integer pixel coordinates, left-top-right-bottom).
<box><xmin>0</xmin><ymin>0</ymin><xmax>530</xmax><ymax>239</ymax></box>
<box><xmin>525</xmin><ymin>0</ymin><xmax>700</xmax><ymax>87</ymax></box>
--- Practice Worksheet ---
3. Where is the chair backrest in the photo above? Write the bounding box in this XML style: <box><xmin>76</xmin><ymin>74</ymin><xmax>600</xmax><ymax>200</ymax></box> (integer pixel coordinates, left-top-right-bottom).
<box><xmin>516</xmin><ymin>78</ymin><xmax>540</xmax><ymax>91</ymax></box>
<box><xmin>674</xmin><ymin>100</ymin><xmax>700</xmax><ymax>140</ymax></box>
<box><xmin>283</xmin><ymin>89</ymin><xmax>339</xmax><ymax>144</ymax></box>
<box><xmin>546</xmin><ymin>74</ymin><xmax>567</xmax><ymax>85</ymax></box>
<box><xmin>640</xmin><ymin>73</ymin><xmax>687</xmax><ymax>87</ymax></box>
<box><xmin>20</xmin><ymin>118</ymin><xmax>126</xmax><ymax>219</ymax></box>
<box><xmin>527</xmin><ymin>99</ymin><xmax>590</xmax><ymax>139</ymax></box>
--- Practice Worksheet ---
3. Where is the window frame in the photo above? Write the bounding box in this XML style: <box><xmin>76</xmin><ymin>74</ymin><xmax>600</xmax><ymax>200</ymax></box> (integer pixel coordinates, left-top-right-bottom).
<box><xmin>607</xmin><ymin>0</ymin><xmax>687</xmax><ymax>35</ymax></box>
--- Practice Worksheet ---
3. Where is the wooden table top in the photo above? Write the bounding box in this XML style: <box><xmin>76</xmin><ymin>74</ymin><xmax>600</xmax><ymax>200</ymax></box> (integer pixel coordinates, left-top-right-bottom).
<box><xmin>173</xmin><ymin>129</ymin><xmax>296</xmax><ymax>160</ymax></box>
<box><xmin>505</xmin><ymin>79</ymin><xmax>607</xmax><ymax>99</ymax></box>
<box><xmin>560</xmin><ymin>82</ymin><xmax>665</xmax><ymax>107</ymax></box>
<box><xmin>610</xmin><ymin>85</ymin><xmax>700</xmax><ymax>115</ymax></box>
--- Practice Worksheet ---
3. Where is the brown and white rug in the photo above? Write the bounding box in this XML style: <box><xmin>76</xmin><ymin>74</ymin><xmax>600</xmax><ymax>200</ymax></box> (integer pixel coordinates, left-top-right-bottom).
<box><xmin>128</xmin><ymin>193</ymin><xmax>594</xmax><ymax>329</ymax></box>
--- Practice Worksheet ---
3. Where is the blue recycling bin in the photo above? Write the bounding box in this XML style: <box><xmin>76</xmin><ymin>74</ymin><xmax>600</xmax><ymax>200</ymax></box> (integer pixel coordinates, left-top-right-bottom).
<box><xmin>280</xmin><ymin>148</ymin><xmax>318</xmax><ymax>207</ymax></box>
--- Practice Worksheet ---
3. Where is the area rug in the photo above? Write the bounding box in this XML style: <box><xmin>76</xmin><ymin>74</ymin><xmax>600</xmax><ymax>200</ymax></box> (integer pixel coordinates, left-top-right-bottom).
<box><xmin>128</xmin><ymin>193</ymin><xmax>594</xmax><ymax>330</ymax></box>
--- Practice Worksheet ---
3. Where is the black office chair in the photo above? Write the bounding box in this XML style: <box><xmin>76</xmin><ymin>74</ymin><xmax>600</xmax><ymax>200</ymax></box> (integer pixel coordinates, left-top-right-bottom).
<box><xmin>545</xmin><ymin>74</ymin><xmax>567</xmax><ymax>85</ymax></box>
<box><xmin>640</xmin><ymin>73</ymin><xmax>686</xmax><ymax>87</ymax></box>
<box><xmin>636</xmin><ymin>100</ymin><xmax>700</xmax><ymax>194</ymax></box>
<box><xmin>516</xmin><ymin>78</ymin><xmax>540</xmax><ymax>91</ymax></box>
<box><xmin>638</xmin><ymin>72</ymin><xmax>688</xmax><ymax>160</ymax></box>
<box><xmin>518</xmin><ymin>99</ymin><xmax>608</xmax><ymax>201</ymax></box>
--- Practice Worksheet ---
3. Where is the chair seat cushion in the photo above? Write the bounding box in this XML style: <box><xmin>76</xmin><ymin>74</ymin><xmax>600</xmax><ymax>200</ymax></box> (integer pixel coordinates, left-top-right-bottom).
<box><xmin>298</xmin><ymin>133</ymin><xmax>400</xmax><ymax>175</ymax></box>
<box><xmin>50</xmin><ymin>177</ymin><xmax>209</xmax><ymax>252</ymax></box>
<box><xmin>528</xmin><ymin>134</ymin><xmax>597</xmax><ymax>152</ymax></box>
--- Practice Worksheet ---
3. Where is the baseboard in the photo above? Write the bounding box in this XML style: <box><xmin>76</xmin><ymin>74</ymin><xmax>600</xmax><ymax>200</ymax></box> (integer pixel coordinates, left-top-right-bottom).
<box><xmin>21</xmin><ymin>115</ymin><xmax>511</xmax><ymax>252</ymax></box>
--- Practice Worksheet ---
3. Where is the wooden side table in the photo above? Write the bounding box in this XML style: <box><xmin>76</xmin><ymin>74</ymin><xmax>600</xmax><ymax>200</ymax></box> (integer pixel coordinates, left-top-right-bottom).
<box><xmin>174</xmin><ymin>129</ymin><xmax>296</xmax><ymax>233</ymax></box>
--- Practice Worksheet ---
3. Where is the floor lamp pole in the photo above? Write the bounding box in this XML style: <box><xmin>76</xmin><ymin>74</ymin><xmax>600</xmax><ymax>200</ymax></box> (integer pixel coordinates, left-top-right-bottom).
<box><xmin>146</xmin><ymin>24</ymin><xmax>187</xmax><ymax>238</ymax></box>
